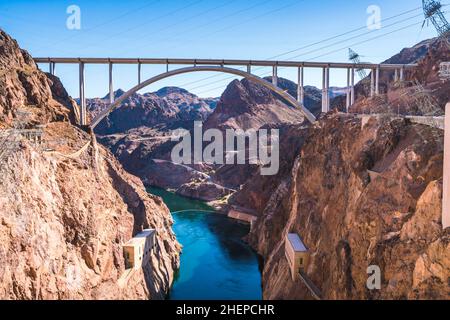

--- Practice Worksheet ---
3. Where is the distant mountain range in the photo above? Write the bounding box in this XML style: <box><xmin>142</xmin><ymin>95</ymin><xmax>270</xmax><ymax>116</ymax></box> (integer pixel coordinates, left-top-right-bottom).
<box><xmin>87</xmin><ymin>87</ymin><xmax>218</xmax><ymax>135</ymax></box>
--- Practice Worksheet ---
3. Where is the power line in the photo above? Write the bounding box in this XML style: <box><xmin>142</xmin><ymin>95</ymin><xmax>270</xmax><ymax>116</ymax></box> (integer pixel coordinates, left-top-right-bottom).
<box><xmin>266</xmin><ymin>6</ymin><xmax>424</xmax><ymax>60</ymax></box>
<box><xmin>77</xmin><ymin>0</ymin><xmax>205</xmax><ymax>54</ymax></box>
<box><xmin>182</xmin><ymin>11</ymin><xmax>427</xmax><ymax>94</ymax></box>
<box><xmin>179</xmin><ymin>6</ymin><xmax>426</xmax><ymax>92</ymax></box>
<box><xmin>285</xmin><ymin>11</ymin><xmax>425</xmax><ymax>60</ymax></box>
<box><xmin>43</xmin><ymin>0</ymin><xmax>164</xmax><ymax>50</ymax></box>
<box><xmin>14</xmin><ymin>0</ymin><xmax>164</xmax><ymax>55</ymax></box>
<box><xmin>118</xmin><ymin>0</ymin><xmax>277</xmax><ymax>56</ymax></box>
<box><xmin>158</xmin><ymin>0</ymin><xmax>301</xmax><ymax>55</ymax></box>
<box><xmin>112</xmin><ymin>0</ymin><xmax>239</xmax><ymax>56</ymax></box>
<box><xmin>193</xmin><ymin>20</ymin><xmax>425</xmax><ymax>97</ymax></box>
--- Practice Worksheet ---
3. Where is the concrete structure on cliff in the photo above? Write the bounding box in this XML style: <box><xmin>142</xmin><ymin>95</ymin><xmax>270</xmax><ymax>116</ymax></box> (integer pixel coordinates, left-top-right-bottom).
<box><xmin>34</xmin><ymin>57</ymin><xmax>417</xmax><ymax>127</ymax></box>
<box><xmin>285</xmin><ymin>233</ymin><xmax>310</xmax><ymax>279</ymax></box>
<box><xmin>285</xmin><ymin>233</ymin><xmax>322</xmax><ymax>300</ymax></box>
<box><xmin>123</xmin><ymin>229</ymin><xmax>156</xmax><ymax>271</ymax></box>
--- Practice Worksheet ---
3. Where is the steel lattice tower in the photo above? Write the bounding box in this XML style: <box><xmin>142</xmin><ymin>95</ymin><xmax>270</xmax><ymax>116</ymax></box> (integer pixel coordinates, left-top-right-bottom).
<box><xmin>422</xmin><ymin>0</ymin><xmax>450</xmax><ymax>37</ymax></box>
<box><xmin>348</xmin><ymin>48</ymin><xmax>367</xmax><ymax>80</ymax></box>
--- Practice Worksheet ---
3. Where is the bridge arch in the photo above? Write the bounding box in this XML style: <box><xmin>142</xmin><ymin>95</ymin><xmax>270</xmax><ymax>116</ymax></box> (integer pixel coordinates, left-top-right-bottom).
<box><xmin>90</xmin><ymin>66</ymin><xmax>316</xmax><ymax>129</ymax></box>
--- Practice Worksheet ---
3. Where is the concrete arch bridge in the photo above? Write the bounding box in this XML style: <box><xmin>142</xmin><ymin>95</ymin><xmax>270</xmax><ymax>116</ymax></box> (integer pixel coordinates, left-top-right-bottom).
<box><xmin>34</xmin><ymin>57</ymin><xmax>416</xmax><ymax>128</ymax></box>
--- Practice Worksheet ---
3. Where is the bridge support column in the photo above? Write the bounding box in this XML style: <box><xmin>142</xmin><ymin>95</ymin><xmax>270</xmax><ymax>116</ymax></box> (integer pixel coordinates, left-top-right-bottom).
<box><xmin>109</xmin><ymin>62</ymin><xmax>114</xmax><ymax>104</ymax></box>
<box><xmin>247</xmin><ymin>64</ymin><xmax>251</xmax><ymax>74</ymax></box>
<box><xmin>138</xmin><ymin>62</ymin><xmax>142</xmax><ymax>85</ymax></box>
<box><xmin>49</xmin><ymin>62</ymin><xmax>55</xmax><ymax>75</ymax></box>
<box><xmin>443</xmin><ymin>103</ymin><xmax>450</xmax><ymax>229</ymax></box>
<box><xmin>272</xmin><ymin>65</ymin><xmax>278</xmax><ymax>86</ymax></box>
<box><xmin>351</xmin><ymin>67</ymin><xmax>355</xmax><ymax>105</ymax></box>
<box><xmin>394</xmin><ymin>69</ymin><xmax>399</xmax><ymax>82</ymax></box>
<box><xmin>322</xmin><ymin>67</ymin><xmax>330</xmax><ymax>113</ymax></box>
<box><xmin>400</xmin><ymin>67</ymin><xmax>405</xmax><ymax>81</ymax></box>
<box><xmin>79</xmin><ymin>62</ymin><xmax>87</xmax><ymax>126</ymax></box>
<box><xmin>375</xmin><ymin>66</ymin><xmax>380</xmax><ymax>95</ymax></box>
<box><xmin>346</xmin><ymin>68</ymin><xmax>351</xmax><ymax>112</ymax></box>
<box><xmin>370</xmin><ymin>69</ymin><xmax>375</xmax><ymax>97</ymax></box>
<box><xmin>297</xmin><ymin>66</ymin><xmax>304</xmax><ymax>105</ymax></box>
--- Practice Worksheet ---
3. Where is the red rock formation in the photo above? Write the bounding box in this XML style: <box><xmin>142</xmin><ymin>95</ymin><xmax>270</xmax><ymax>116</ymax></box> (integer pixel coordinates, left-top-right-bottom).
<box><xmin>90</xmin><ymin>87</ymin><xmax>217</xmax><ymax>135</ymax></box>
<box><xmin>0</xmin><ymin>29</ymin><xmax>180</xmax><ymax>300</ymax></box>
<box><xmin>0</xmin><ymin>30</ymin><xmax>75</xmax><ymax>127</ymax></box>
<box><xmin>239</xmin><ymin>113</ymin><xmax>448</xmax><ymax>299</ymax></box>
<box><xmin>204</xmin><ymin>78</ymin><xmax>306</xmax><ymax>131</ymax></box>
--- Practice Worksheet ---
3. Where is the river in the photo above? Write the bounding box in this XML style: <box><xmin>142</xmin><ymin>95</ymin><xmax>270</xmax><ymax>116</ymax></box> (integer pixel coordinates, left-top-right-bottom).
<box><xmin>147</xmin><ymin>187</ymin><xmax>262</xmax><ymax>300</ymax></box>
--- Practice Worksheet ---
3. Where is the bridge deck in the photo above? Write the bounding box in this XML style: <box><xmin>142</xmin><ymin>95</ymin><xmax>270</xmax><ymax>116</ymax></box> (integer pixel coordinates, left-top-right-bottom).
<box><xmin>34</xmin><ymin>57</ymin><xmax>417</xmax><ymax>70</ymax></box>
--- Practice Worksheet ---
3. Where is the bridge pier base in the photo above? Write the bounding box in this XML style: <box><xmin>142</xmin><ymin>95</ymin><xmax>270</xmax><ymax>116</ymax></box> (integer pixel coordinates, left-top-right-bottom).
<box><xmin>443</xmin><ymin>103</ymin><xmax>450</xmax><ymax>229</ymax></box>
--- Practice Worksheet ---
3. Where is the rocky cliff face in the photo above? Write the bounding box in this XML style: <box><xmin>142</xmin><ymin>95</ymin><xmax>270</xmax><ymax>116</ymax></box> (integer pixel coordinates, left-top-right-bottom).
<box><xmin>237</xmin><ymin>113</ymin><xmax>448</xmax><ymax>299</ymax></box>
<box><xmin>0</xmin><ymin>30</ymin><xmax>76</xmax><ymax>127</ymax></box>
<box><xmin>204</xmin><ymin>78</ymin><xmax>306</xmax><ymax>131</ymax></box>
<box><xmin>97</xmin><ymin>76</ymin><xmax>313</xmax><ymax>200</ymax></box>
<box><xmin>91</xmin><ymin>87</ymin><xmax>218</xmax><ymax>135</ymax></box>
<box><xmin>0</xmin><ymin>29</ymin><xmax>180</xmax><ymax>300</ymax></box>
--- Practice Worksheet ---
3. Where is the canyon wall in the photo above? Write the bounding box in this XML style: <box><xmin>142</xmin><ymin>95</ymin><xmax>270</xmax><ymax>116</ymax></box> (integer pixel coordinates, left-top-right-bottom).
<box><xmin>243</xmin><ymin>113</ymin><xmax>449</xmax><ymax>299</ymax></box>
<box><xmin>0</xmin><ymin>29</ymin><xmax>180</xmax><ymax>300</ymax></box>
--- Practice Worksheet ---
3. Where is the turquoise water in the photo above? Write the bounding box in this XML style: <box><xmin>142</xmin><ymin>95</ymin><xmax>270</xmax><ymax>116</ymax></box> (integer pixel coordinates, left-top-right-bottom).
<box><xmin>147</xmin><ymin>187</ymin><xmax>262</xmax><ymax>300</ymax></box>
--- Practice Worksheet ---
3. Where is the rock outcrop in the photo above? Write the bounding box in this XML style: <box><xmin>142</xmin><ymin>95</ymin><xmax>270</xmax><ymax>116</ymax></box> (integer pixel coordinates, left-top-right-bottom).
<box><xmin>0</xmin><ymin>30</ymin><xmax>76</xmax><ymax>127</ymax></box>
<box><xmin>0</xmin><ymin>29</ymin><xmax>180</xmax><ymax>300</ymax></box>
<box><xmin>91</xmin><ymin>87</ymin><xmax>218</xmax><ymax>135</ymax></box>
<box><xmin>237</xmin><ymin>113</ymin><xmax>448</xmax><ymax>299</ymax></box>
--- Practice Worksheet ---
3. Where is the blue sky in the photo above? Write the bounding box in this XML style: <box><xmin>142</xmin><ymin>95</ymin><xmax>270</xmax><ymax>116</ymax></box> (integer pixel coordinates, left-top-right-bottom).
<box><xmin>0</xmin><ymin>0</ymin><xmax>447</xmax><ymax>98</ymax></box>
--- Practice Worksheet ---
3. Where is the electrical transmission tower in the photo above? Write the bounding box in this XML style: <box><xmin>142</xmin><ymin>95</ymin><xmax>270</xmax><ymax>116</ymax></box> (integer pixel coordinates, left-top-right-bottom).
<box><xmin>348</xmin><ymin>48</ymin><xmax>368</xmax><ymax>80</ymax></box>
<box><xmin>422</xmin><ymin>0</ymin><xmax>450</xmax><ymax>41</ymax></box>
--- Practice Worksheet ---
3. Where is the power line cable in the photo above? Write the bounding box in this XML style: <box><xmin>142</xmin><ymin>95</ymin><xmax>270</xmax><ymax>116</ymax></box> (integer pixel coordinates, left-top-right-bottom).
<box><xmin>77</xmin><ymin>0</ymin><xmax>205</xmax><ymax>54</ymax></box>
<box><xmin>178</xmin><ymin>6</ymin><xmax>426</xmax><ymax>92</ymax></box>
<box><xmin>122</xmin><ymin>0</ymin><xmax>276</xmax><ymax>56</ymax></box>
<box><xmin>114</xmin><ymin>0</ymin><xmax>239</xmax><ymax>51</ymax></box>
<box><xmin>193</xmin><ymin>19</ymin><xmax>427</xmax><ymax>96</ymax></box>
<box><xmin>185</xmin><ymin>16</ymin><xmax>424</xmax><ymax>94</ymax></box>
<box><xmin>158</xmin><ymin>0</ymin><xmax>301</xmax><ymax>55</ymax></box>
<box><xmin>44</xmin><ymin>0</ymin><xmax>164</xmax><ymax>49</ymax></box>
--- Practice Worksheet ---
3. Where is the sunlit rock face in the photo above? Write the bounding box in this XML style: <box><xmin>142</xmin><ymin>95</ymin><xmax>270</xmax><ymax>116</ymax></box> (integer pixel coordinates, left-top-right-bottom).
<box><xmin>0</xmin><ymin>29</ymin><xmax>180</xmax><ymax>300</ymax></box>
<box><xmin>235</xmin><ymin>113</ymin><xmax>448</xmax><ymax>299</ymax></box>
<box><xmin>89</xmin><ymin>87</ymin><xmax>218</xmax><ymax>136</ymax></box>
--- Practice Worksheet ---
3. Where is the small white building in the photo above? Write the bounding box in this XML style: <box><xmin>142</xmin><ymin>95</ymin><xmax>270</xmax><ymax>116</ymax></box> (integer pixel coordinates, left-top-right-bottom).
<box><xmin>285</xmin><ymin>233</ymin><xmax>310</xmax><ymax>280</ymax></box>
<box><xmin>123</xmin><ymin>229</ymin><xmax>156</xmax><ymax>270</ymax></box>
